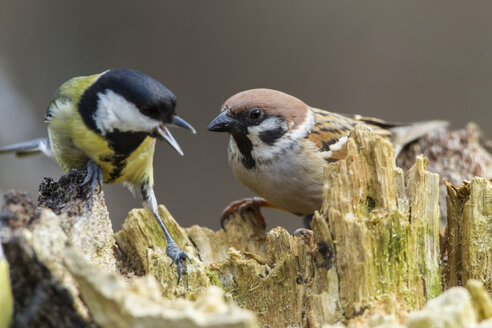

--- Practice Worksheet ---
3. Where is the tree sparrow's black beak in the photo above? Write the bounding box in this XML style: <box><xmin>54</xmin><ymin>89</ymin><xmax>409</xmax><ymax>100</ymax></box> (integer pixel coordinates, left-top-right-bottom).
<box><xmin>207</xmin><ymin>111</ymin><xmax>238</xmax><ymax>133</ymax></box>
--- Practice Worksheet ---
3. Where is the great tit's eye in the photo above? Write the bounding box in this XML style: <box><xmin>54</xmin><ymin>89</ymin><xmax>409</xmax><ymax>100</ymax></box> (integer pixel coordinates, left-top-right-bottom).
<box><xmin>141</xmin><ymin>106</ymin><xmax>158</xmax><ymax>117</ymax></box>
<box><xmin>249</xmin><ymin>108</ymin><xmax>263</xmax><ymax>120</ymax></box>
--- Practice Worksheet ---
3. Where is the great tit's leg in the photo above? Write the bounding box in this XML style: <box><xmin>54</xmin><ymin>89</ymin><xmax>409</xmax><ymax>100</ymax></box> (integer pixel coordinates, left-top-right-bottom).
<box><xmin>220</xmin><ymin>197</ymin><xmax>286</xmax><ymax>231</ymax></box>
<box><xmin>142</xmin><ymin>185</ymin><xmax>189</xmax><ymax>283</ymax></box>
<box><xmin>81</xmin><ymin>160</ymin><xmax>103</xmax><ymax>198</ymax></box>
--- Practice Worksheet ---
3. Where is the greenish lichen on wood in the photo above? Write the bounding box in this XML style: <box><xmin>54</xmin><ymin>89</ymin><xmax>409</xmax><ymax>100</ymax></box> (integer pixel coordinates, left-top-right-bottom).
<box><xmin>7</xmin><ymin>124</ymin><xmax>490</xmax><ymax>328</ymax></box>
<box><xmin>325</xmin><ymin>281</ymin><xmax>492</xmax><ymax>328</ymax></box>
<box><xmin>467</xmin><ymin>279</ymin><xmax>492</xmax><ymax>322</ymax></box>
<box><xmin>1</xmin><ymin>174</ymin><xmax>257</xmax><ymax>328</ymax></box>
<box><xmin>443</xmin><ymin>177</ymin><xmax>492</xmax><ymax>290</ymax></box>
<box><xmin>113</xmin><ymin>125</ymin><xmax>441</xmax><ymax>327</ymax></box>
<box><xmin>318</xmin><ymin>125</ymin><xmax>441</xmax><ymax>318</ymax></box>
<box><xmin>116</xmin><ymin>203</ymin><xmax>343</xmax><ymax>327</ymax></box>
<box><xmin>63</xmin><ymin>248</ymin><xmax>257</xmax><ymax>328</ymax></box>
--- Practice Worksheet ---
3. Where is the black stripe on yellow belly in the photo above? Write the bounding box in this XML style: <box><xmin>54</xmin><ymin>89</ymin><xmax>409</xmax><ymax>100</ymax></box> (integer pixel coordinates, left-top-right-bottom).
<box><xmin>104</xmin><ymin>129</ymin><xmax>147</xmax><ymax>183</ymax></box>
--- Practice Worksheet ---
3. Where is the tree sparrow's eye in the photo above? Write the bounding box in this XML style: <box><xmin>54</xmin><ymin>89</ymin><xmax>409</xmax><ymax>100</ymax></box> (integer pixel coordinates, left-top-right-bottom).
<box><xmin>249</xmin><ymin>108</ymin><xmax>263</xmax><ymax>120</ymax></box>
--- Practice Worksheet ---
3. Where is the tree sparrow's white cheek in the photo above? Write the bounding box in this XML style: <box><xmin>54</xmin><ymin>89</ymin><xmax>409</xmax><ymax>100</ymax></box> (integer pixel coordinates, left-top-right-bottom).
<box><xmin>244</xmin><ymin>117</ymin><xmax>292</xmax><ymax>163</ymax></box>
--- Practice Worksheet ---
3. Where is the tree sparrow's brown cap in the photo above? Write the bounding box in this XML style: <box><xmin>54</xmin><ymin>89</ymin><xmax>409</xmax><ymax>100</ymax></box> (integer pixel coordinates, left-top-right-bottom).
<box><xmin>221</xmin><ymin>89</ymin><xmax>309</xmax><ymax>129</ymax></box>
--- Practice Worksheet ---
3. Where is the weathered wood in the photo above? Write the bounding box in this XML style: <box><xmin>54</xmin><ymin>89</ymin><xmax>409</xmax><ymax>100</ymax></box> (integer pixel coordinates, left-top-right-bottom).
<box><xmin>63</xmin><ymin>248</ymin><xmax>256</xmax><ymax>328</ymax></box>
<box><xmin>443</xmin><ymin>177</ymin><xmax>492</xmax><ymax>290</ymax></box>
<box><xmin>115</xmin><ymin>202</ymin><xmax>342</xmax><ymax>327</ymax></box>
<box><xmin>114</xmin><ymin>125</ymin><xmax>441</xmax><ymax>327</ymax></box>
<box><xmin>467</xmin><ymin>279</ymin><xmax>492</xmax><ymax>322</ymax></box>
<box><xmin>1</xmin><ymin>173</ymin><xmax>256</xmax><ymax>328</ymax></box>
<box><xmin>397</xmin><ymin>123</ymin><xmax>492</xmax><ymax>229</ymax></box>
<box><xmin>2</xmin><ymin>124</ymin><xmax>491</xmax><ymax>327</ymax></box>
<box><xmin>2</xmin><ymin>188</ymin><xmax>96</xmax><ymax>327</ymax></box>
<box><xmin>318</xmin><ymin>125</ymin><xmax>441</xmax><ymax>318</ymax></box>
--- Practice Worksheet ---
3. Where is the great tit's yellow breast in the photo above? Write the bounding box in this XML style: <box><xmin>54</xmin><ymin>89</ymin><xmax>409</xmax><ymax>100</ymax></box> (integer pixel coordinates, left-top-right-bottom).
<box><xmin>69</xmin><ymin>117</ymin><xmax>115</xmax><ymax>179</ymax></box>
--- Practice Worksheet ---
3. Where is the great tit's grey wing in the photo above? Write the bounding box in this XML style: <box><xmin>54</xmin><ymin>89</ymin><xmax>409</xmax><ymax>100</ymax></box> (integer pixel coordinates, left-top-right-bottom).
<box><xmin>0</xmin><ymin>137</ymin><xmax>53</xmax><ymax>158</ymax></box>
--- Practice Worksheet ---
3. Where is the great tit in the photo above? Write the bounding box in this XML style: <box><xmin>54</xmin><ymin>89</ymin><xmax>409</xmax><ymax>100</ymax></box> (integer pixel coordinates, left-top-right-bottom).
<box><xmin>0</xmin><ymin>68</ymin><xmax>195</xmax><ymax>281</ymax></box>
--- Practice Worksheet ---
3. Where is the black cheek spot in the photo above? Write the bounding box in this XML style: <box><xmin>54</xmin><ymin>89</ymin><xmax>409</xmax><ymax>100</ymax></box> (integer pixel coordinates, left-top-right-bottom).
<box><xmin>232</xmin><ymin>133</ymin><xmax>256</xmax><ymax>169</ymax></box>
<box><xmin>259</xmin><ymin>126</ymin><xmax>287</xmax><ymax>145</ymax></box>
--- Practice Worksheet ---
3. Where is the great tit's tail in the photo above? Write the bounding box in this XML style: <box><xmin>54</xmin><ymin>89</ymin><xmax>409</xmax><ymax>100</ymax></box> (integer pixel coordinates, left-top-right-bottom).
<box><xmin>0</xmin><ymin>137</ymin><xmax>53</xmax><ymax>158</ymax></box>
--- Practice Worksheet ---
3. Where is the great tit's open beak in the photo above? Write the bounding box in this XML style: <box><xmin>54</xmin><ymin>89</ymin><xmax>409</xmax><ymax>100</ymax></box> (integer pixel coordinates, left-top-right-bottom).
<box><xmin>170</xmin><ymin>115</ymin><xmax>196</xmax><ymax>134</ymax></box>
<box><xmin>207</xmin><ymin>111</ymin><xmax>237</xmax><ymax>132</ymax></box>
<box><xmin>156</xmin><ymin>125</ymin><xmax>184</xmax><ymax>156</ymax></box>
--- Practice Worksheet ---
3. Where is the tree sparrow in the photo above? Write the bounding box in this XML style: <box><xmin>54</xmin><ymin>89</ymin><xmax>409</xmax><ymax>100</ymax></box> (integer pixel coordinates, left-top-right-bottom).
<box><xmin>207</xmin><ymin>88</ymin><xmax>447</xmax><ymax>229</ymax></box>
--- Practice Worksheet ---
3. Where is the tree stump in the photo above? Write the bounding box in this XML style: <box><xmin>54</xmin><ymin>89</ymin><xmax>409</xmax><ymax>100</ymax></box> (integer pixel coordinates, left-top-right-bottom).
<box><xmin>1</xmin><ymin>124</ymin><xmax>491</xmax><ymax>328</ymax></box>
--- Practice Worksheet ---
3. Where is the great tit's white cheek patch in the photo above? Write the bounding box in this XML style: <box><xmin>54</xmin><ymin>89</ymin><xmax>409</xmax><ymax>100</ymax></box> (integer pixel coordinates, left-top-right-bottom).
<box><xmin>95</xmin><ymin>89</ymin><xmax>159</xmax><ymax>134</ymax></box>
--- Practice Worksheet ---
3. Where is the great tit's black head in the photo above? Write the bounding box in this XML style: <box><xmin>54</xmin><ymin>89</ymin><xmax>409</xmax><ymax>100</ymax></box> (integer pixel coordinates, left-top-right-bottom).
<box><xmin>79</xmin><ymin>68</ymin><xmax>195</xmax><ymax>155</ymax></box>
<box><xmin>98</xmin><ymin>69</ymin><xmax>177</xmax><ymax>123</ymax></box>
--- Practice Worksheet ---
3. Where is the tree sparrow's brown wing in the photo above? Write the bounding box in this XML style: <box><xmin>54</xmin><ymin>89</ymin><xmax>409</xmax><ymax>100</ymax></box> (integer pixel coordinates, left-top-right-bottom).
<box><xmin>306</xmin><ymin>108</ymin><xmax>359</xmax><ymax>161</ymax></box>
<box><xmin>306</xmin><ymin>108</ymin><xmax>447</xmax><ymax>160</ymax></box>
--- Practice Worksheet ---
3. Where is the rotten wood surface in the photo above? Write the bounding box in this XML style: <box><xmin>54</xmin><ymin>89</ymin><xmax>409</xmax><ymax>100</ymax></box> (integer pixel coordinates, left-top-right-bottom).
<box><xmin>1</xmin><ymin>124</ymin><xmax>491</xmax><ymax>328</ymax></box>
<box><xmin>443</xmin><ymin>177</ymin><xmax>492</xmax><ymax>291</ymax></box>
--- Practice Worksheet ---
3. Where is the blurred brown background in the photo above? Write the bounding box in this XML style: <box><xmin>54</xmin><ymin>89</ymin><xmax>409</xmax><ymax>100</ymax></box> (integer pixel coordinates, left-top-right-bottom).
<box><xmin>0</xmin><ymin>1</ymin><xmax>490</xmax><ymax>233</ymax></box>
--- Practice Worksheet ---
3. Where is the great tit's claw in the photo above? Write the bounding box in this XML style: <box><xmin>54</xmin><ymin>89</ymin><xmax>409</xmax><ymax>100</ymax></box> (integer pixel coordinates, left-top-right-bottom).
<box><xmin>81</xmin><ymin>160</ymin><xmax>103</xmax><ymax>198</ymax></box>
<box><xmin>166</xmin><ymin>242</ymin><xmax>190</xmax><ymax>283</ymax></box>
